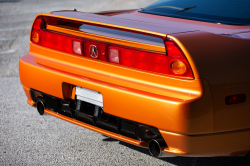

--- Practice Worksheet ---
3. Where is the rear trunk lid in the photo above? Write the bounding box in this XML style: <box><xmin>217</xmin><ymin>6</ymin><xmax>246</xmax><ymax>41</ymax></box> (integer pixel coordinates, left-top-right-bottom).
<box><xmin>104</xmin><ymin>9</ymin><xmax>250</xmax><ymax>36</ymax></box>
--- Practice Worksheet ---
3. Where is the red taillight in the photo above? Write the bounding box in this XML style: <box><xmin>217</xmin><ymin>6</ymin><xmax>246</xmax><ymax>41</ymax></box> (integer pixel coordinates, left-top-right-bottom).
<box><xmin>107</xmin><ymin>41</ymin><xmax>193</xmax><ymax>78</ymax></box>
<box><xmin>39</xmin><ymin>31</ymin><xmax>80</xmax><ymax>55</ymax></box>
<box><xmin>165</xmin><ymin>40</ymin><xmax>194</xmax><ymax>78</ymax></box>
<box><xmin>31</xmin><ymin>31</ymin><xmax>40</xmax><ymax>43</ymax></box>
<box><xmin>108</xmin><ymin>46</ymin><xmax>169</xmax><ymax>75</ymax></box>
<box><xmin>31</xmin><ymin>16</ymin><xmax>82</xmax><ymax>56</ymax></box>
<box><xmin>31</xmin><ymin>16</ymin><xmax>43</xmax><ymax>44</ymax></box>
<box><xmin>165</xmin><ymin>41</ymin><xmax>184</xmax><ymax>59</ymax></box>
<box><xmin>32</xmin><ymin>17</ymin><xmax>42</xmax><ymax>30</ymax></box>
<box><xmin>31</xmin><ymin>16</ymin><xmax>194</xmax><ymax>79</ymax></box>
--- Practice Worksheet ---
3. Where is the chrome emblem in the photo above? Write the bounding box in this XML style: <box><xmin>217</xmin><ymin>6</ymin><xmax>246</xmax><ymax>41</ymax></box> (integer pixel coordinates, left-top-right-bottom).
<box><xmin>89</xmin><ymin>45</ymin><xmax>98</xmax><ymax>58</ymax></box>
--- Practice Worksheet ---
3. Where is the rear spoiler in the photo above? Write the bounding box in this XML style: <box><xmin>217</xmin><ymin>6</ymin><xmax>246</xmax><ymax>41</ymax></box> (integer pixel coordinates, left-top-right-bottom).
<box><xmin>38</xmin><ymin>11</ymin><xmax>194</xmax><ymax>53</ymax></box>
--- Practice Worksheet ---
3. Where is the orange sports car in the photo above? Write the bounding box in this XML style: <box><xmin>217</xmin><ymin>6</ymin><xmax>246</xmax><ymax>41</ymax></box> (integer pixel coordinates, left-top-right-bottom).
<box><xmin>19</xmin><ymin>0</ymin><xmax>250</xmax><ymax>157</ymax></box>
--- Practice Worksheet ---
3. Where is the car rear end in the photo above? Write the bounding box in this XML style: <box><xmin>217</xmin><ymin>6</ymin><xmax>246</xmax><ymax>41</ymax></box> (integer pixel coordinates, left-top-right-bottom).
<box><xmin>19</xmin><ymin>11</ymin><xmax>250</xmax><ymax>157</ymax></box>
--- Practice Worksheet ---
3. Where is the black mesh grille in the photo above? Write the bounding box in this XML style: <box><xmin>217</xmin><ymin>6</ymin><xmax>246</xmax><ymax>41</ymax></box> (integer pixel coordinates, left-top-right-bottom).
<box><xmin>74</xmin><ymin>111</ymin><xmax>94</xmax><ymax>125</ymax></box>
<box><xmin>96</xmin><ymin>119</ymin><xmax>118</xmax><ymax>133</ymax></box>
<box><xmin>120</xmin><ymin>121</ymin><xmax>137</xmax><ymax>139</ymax></box>
<box><xmin>30</xmin><ymin>89</ymin><xmax>162</xmax><ymax>141</ymax></box>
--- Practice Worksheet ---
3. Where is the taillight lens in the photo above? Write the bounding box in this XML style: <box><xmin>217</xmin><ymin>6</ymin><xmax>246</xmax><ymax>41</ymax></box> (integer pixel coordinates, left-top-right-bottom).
<box><xmin>107</xmin><ymin>41</ymin><xmax>193</xmax><ymax>78</ymax></box>
<box><xmin>108</xmin><ymin>46</ymin><xmax>169</xmax><ymax>75</ymax></box>
<box><xmin>170</xmin><ymin>60</ymin><xmax>187</xmax><ymax>75</ymax></box>
<box><xmin>73</xmin><ymin>41</ymin><xmax>82</xmax><ymax>55</ymax></box>
<box><xmin>32</xmin><ymin>17</ymin><xmax>42</xmax><ymax>30</ymax></box>
<box><xmin>165</xmin><ymin>40</ymin><xmax>194</xmax><ymax>78</ymax></box>
<box><xmin>165</xmin><ymin>40</ymin><xmax>184</xmax><ymax>59</ymax></box>
<box><xmin>30</xmin><ymin>16</ymin><xmax>194</xmax><ymax>79</ymax></box>
<box><xmin>31</xmin><ymin>16</ymin><xmax>42</xmax><ymax>44</ymax></box>
<box><xmin>39</xmin><ymin>31</ymin><xmax>80</xmax><ymax>54</ymax></box>
<box><xmin>108</xmin><ymin>48</ymin><xmax>120</xmax><ymax>64</ymax></box>
<box><xmin>30</xmin><ymin>16</ymin><xmax>82</xmax><ymax>56</ymax></box>
<box><xmin>31</xmin><ymin>31</ymin><xmax>40</xmax><ymax>43</ymax></box>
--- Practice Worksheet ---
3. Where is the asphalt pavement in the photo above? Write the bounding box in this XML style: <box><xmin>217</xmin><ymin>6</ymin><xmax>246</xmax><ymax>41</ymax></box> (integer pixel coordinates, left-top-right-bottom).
<box><xmin>0</xmin><ymin>0</ymin><xmax>250</xmax><ymax>165</ymax></box>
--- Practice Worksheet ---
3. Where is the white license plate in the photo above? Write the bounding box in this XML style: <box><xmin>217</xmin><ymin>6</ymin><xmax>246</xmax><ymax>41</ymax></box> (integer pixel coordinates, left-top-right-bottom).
<box><xmin>75</xmin><ymin>86</ymin><xmax>103</xmax><ymax>107</ymax></box>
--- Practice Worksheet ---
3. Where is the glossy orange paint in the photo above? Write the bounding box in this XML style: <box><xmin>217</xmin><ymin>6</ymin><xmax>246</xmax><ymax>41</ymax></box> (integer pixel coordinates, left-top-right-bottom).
<box><xmin>161</xmin><ymin>129</ymin><xmax>250</xmax><ymax>156</ymax></box>
<box><xmin>172</xmin><ymin>31</ymin><xmax>250</xmax><ymax>133</ymax></box>
<box><xmin>20</xmin><ymin>50</ymin><xmax>212</xmax><ymax>134</ymax></box>
<box><xmin>19</xmin><ymin>11</ymin><xmax>250</xmax><ymax>156</ymax></box>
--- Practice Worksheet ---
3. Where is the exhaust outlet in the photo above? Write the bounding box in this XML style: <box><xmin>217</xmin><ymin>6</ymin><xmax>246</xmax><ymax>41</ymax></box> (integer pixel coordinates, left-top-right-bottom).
<box><xmin>148</xmin><ymin>139</ymin><xmax>174</xmax><ymax>157</ymax></box>
<box><xmin>37</xmin><ymin>100</ymin><xmax>46</xmax><ymax>115</ymax></box>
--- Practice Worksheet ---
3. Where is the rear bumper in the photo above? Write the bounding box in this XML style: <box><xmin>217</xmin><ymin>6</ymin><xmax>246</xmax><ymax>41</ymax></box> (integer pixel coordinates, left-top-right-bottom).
<box><xmin>161</xmin><ymin>129</ymin><xmax>250</xmax><ymax>156</ymax></box>
<box><xmin>19</xmin><ymin>51</ymin><xmax>249</xmax><ymax>156</ymax></box>
<box><xmin>19</xmin><ymin>51</ymin><xmax>214</xmax><ymax>134</ymax></box>
<box><xmin>27</xmin><ymin>105</ymin><xmax>250</xmax><ymax>157</ymax></box>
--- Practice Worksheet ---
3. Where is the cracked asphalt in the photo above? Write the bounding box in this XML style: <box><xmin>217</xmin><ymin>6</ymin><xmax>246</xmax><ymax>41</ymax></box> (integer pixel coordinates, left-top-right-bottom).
<box><xmin>0</xmin><ymin>0</ymin><xmax>250</xmax><ymax>165</ymax></box>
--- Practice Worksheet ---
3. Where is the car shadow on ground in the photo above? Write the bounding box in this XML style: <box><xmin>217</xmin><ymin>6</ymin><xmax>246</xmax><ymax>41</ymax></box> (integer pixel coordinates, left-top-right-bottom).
<box><xmin>102</xmin><ymin>137</ymin><xmax>250</xmax><ymax>166</ymax></box>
